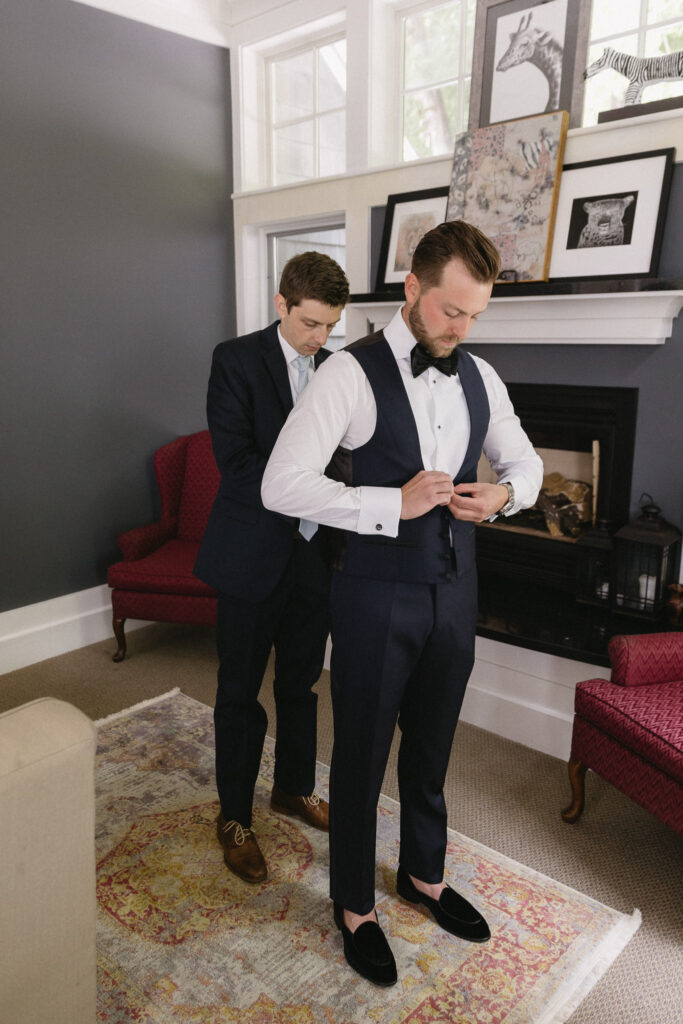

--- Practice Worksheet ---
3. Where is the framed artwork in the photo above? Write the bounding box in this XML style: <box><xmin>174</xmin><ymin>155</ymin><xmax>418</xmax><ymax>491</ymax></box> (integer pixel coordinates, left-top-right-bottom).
<box><xmin>469</xmin><ymin>0</ymin><xmax>591</xmax><ymax>129</ymax></box>
<box><xmin>548</xmin><ymin>149</ymin><xmax>674</xmax><ymax>280</ymax></box>
<box><xmin>375</xmin><ymin>187</ymin><xmax>449</xmax><ymax>292</ymax></box>
<box><xmin>446</xmin><ymin>110</ymin><xmax>569</xmax><ymax>283</ymax></box>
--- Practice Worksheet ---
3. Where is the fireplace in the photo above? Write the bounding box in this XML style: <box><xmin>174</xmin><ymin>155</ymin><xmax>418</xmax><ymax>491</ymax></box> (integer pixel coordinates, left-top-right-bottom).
<box><xmin>476</xmin><ymin>383</ymin><xmax>640</xmax><ymax>665</ymax></box>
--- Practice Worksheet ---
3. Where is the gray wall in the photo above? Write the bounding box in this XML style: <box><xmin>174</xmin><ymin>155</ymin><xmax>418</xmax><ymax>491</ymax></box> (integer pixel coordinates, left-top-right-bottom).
<box><xmin>1</xmin><ymin>1</ymin><xmax>235</xmax><ymax>612</ymax></box>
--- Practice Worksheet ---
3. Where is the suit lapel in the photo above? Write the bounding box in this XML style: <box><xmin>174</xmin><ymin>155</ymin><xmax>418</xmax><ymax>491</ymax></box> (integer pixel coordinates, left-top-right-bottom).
<box><xmin>260</xmin><ymin>322</ymin><xmax>293</xmax><ymax>418</ymax></box>
<box><xmin>260</xmin><ymin>323</ymin><xmax>333</xmax><ymax>418</ymax></box>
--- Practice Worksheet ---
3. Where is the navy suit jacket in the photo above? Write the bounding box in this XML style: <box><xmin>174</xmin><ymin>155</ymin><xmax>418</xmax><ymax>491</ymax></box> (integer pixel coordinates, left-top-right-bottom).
<box><xmin>194</xmin><ymin>321</ymin><xmax>332</xmax><ymax>601</ymax></box>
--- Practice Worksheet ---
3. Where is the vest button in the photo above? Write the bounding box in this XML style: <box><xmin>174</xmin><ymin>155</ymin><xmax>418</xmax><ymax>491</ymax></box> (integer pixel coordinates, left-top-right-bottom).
<box><xmin>445</xmin><ymin>572</ymin><xmax>453</xmax><ymax>581</ymax></box>
<box><xmin>375</xmin><ymin>523</ymin><xmax>383</xmax><ymax>531</ymax></box>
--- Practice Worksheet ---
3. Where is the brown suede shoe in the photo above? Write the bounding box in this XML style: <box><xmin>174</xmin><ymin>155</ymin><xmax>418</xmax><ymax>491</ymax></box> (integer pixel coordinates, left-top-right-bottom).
<box><xmin>216</xmin><ymin>813</ymin><xmax>267</xmax><ymax>883</ymax></box>
<box><xmin>270</xmin><ymin>784</ymin><xmax>329</xmax><ymax>831</ymax></box>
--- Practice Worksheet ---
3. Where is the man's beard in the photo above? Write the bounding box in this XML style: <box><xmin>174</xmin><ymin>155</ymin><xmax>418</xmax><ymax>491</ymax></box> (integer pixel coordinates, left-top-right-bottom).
<box><xmin>408</xmin><ymin>298</ymin><xmax>458</xmax><ymax>357</ymax></box>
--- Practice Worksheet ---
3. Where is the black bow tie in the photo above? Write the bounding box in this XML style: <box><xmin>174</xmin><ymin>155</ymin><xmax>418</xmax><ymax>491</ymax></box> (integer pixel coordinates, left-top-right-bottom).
<box><xmin>410</xmin><ymin>344</ymin><xmax>459</xmax><ymax>378</ymax></box>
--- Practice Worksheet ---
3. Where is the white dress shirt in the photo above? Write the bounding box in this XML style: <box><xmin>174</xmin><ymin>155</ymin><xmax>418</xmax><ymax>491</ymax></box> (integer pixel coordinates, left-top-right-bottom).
<box><xmin>262</xmin><ymin>308</ymin><xmax>543</xmax><ymax>538</ymax></box>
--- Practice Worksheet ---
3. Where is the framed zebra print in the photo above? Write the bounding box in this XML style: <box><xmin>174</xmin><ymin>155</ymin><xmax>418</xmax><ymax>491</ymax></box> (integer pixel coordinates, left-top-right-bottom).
<box><xmin>548</xmin><ymin>149</ymin><xmax>675</xmax><ymax>280</ymax></box>
<box><xmin>469</xmin><ymin>0</ymin><xmax>591</xmax><ymax>130</ymax></box>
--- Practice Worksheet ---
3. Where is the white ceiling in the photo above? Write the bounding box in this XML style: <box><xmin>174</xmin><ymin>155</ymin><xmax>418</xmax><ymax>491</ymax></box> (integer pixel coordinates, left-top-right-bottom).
<box><xmin>70</xmin><ymin>0</ymin><xmax>297</xmax><ymax>46</ymax></box>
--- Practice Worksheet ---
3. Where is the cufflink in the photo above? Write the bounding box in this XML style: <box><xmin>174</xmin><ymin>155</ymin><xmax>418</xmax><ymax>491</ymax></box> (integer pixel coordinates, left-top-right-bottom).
<box><xmin>375</xmin><ymin>524</ymin><xmax>383</xmax><ymax>531</ymax></box>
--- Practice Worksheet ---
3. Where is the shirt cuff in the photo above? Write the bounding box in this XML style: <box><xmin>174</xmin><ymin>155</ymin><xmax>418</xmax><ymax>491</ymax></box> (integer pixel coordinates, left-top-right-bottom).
<box><xmin>357</xmin><ymin>486</ymin><xmax>402</xmax><ymax>537</ymax></box>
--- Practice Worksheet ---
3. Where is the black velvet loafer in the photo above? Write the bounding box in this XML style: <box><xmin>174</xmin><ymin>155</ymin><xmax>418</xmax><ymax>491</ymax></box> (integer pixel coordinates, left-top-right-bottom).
<box><xmin>396</xmin><ymin>865</ymin><xmax>490</xmax><ymax>942</ymax></box>
<box><xmin>333</xmin><ymin>903</ymin><xmax>398</xmax><ymax>986</ymax></box>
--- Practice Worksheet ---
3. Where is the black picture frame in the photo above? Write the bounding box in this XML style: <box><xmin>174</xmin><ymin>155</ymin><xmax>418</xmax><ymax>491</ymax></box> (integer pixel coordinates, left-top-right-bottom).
<box><xmin>374</xmin><ymin>187</ymin><xmax>449</xmax><ymax>293</ymax></box>
<box><xmin>469</xmin><ymin>0</ymin><xmax>591</xmax><ymax>130</ymax></box>
<box><xmin>548</xmin><ymin>149</ymin><xmax>675</xmax><ymax>281</ymax></box>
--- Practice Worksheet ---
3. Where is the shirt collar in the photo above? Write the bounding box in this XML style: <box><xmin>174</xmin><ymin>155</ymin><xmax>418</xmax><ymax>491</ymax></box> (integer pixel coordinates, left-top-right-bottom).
<box><xmin>383</xmin><ymin>305</ymin><xmax>417</xmax><ymax>362</ymax></box>
<box><xmin>277</xmin><ymin>324</ymin><xmax>306</xmax><ymax>366</ymax></box>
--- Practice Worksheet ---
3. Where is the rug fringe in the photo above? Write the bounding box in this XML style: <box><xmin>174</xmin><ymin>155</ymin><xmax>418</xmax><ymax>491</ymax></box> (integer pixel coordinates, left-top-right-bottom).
<box><xmin>94</xmin><ymin>687</ymin><xmax>182</xmax><ymax>727</ymax></box>
<box><xmin>539</xmin><ymin>907</ymin><xmax>642</xmax><ymax>1024</ymax></box>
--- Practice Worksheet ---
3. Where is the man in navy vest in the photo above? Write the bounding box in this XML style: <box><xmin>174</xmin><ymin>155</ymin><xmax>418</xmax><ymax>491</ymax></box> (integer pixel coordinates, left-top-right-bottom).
<box><xmin>262</xmin><ymin>222</ymin><xmax>542</xmax><ymax>984</ymax></box>
<box><xmin>194</xmin><ymin>252</ymin><xmax>349</xmax><ymax>885</ymax></box>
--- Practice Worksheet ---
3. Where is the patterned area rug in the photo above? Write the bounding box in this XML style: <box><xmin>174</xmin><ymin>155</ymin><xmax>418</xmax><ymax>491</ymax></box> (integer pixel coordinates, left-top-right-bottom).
<box><xmin>95</xmin><ymin>690</ymin><xmax>640</xmax><ymax>1024</ymax></box>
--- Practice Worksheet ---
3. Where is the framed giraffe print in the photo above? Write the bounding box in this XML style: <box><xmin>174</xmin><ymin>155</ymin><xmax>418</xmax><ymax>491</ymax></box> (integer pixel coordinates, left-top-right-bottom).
<box><xmin>548</xmin><ymin>149</ymin><xmax>675</xmax><ymax>280</ymax></box>
<box><xmin>469</xmin><ymin>0</ymin><xmax>591</xmax><ymax>129</ymax></box>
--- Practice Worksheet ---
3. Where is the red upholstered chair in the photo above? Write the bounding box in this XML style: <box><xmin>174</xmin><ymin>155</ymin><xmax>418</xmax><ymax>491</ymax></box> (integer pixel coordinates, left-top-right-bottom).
<box><xmin>107</xmin><ymin>431</ymin><xmax>219</xmax><ymax>661</ymax></box>
<box><xmin>562</xmin><ymin>632</ymin><xmax>683</xmax><ymax>835</ymax></box>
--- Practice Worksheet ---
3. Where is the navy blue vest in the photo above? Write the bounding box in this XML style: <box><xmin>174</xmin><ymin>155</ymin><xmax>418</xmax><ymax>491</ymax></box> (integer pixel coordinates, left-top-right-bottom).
<box><xmin>335</xmin><ymin>332</ymin><xmax>490</xmax><ymax>584</ymax></box>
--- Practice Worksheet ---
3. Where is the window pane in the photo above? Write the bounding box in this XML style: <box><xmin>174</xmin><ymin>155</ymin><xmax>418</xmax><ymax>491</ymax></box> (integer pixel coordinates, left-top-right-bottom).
<box><xmin>273</xmin><ymin>120</ymin><xmax>314</xmax><ymax>185</ymax></box>
<box><xmin>582</xmin><ymin>37</ymin><xmax>639</xmax><ymax>126</ymax></box>
<box><xmin>648</xmin><ymin>0</ymin><xmax>683</xmax><ymax>20</ymax></box>
<box><xmin>403</xmin><ymin>83</ymin><xmax>459</xmax><ymax>160</ymax></box>
<box><xmin>590</xmin><ymin>0</ymin><xmax>640</xmax><ymax>39</ymax></box>
<box><xmin>404</xmin><ymin>2</ymin><xmax>463</xmax><ymax>90</ymax></box>
<box><xmin>643</xmin><ymin>22</ymin><xmax>683</xmax><ymax>100</ymax></box>
<box><xmin>318</xmin><ymin>40</ymin><xmax>346</xmax><ymax>112</ymax></box>
<box><xmin>646</xmin><ymin>21</ymin><xmax>683</xmax><ymax>55</ymax></box>
<box><xmin>319</xmin><ymin>110</ymin><xmax>346</xmax><ymax>177</ymax></box>
<box><xmin>272</xmin><ymin>51</ymin><xmax>314</xmax><ymax>123</ymax></box>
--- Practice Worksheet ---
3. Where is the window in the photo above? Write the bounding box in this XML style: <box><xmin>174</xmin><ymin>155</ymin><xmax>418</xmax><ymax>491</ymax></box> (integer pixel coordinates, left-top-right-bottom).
<box><xmin>268</xmin><ymin>37</ymin><xmax>347</xmax><ymax>185</ymax></box>
<box><xmin>267</xmin><ymin>224</ymin><xmax>347</xmax><ymax>350</ymax></box>
<box><xmin>399</xmin><ymin>0</ymin><xmax>476</xmax><ymax>161</ymax></box>
<box><xmin>584</xmin><ymin>0</ymin><xmax>683</xmax><ymax>125</ymax></box>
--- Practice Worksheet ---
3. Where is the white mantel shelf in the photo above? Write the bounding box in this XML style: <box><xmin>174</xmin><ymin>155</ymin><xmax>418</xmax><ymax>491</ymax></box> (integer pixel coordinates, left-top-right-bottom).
<box><xmin>350</xmin><ymin>289</ymin><xmax>683</xmax><ymax>345</ymax></box>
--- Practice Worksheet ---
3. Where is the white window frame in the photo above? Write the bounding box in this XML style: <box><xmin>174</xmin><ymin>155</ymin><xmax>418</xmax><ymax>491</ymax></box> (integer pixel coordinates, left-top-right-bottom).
<box><xmin>240</xmin><ymin>213</ymin><xmax>346</xmax><ymax>334</ymax></box>
<box><xmin>395</xmin><ymin>0</ymin><xmax>473</xmax><ymax>163</ymax></box>
<box><xmin>235</xmin><ymin>9</ymin><xmax>347</xmax><ymax>193</ymax></box>
<box><xmin>266</xmin><ymin>32</ymin><xmax>347</xmax><ymax>186</ymax></box>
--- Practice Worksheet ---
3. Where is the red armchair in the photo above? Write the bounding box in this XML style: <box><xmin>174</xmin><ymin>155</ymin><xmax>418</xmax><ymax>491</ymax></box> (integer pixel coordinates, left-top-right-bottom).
<box><xmin>107</xmin><ymin>431</ymin><xmax>219</xmax><ymax>661</ymax></box>
<box><xmin>562</xmin><ymin>632</ymin><xmax>683</xmax><ymax>834</ymax></box>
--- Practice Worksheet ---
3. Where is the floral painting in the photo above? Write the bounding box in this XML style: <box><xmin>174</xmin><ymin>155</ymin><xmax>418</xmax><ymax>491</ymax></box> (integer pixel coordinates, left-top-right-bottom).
<box><xmin>446</xmin><ymin>110</ymin><xmax>569</xmax><ymax>282</ymax></box>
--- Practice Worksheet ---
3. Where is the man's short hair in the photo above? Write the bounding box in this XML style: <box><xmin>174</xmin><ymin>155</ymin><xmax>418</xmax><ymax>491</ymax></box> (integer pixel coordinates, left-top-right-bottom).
<box><xmin>411</xmin><ymin>220</ymin><xmax>501</xmax><ymax>290</ymax></box>
<box><xmin>279</xmin><ymin>251</ymin><xmax>350</xmax><ymax>312</ymax></box>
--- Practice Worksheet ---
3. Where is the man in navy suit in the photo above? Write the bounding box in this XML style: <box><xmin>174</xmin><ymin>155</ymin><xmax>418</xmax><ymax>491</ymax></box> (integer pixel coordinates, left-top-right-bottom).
<box><xmin>194</xmin><ymin>251</ymin><xmax>349</xmax><ymax>884</ymax></box>
<box><xmin>262</xmin><ymin>222</ymin><xmax>542</xmax><ymax>983</ymax></box>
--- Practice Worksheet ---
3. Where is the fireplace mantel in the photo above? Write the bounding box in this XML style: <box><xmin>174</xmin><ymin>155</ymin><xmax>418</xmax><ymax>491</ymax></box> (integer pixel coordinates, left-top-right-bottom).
<box><xmin>350</xmin><ymin>288</ymin><xmax>683</xmax><ymax>345</ymax></box>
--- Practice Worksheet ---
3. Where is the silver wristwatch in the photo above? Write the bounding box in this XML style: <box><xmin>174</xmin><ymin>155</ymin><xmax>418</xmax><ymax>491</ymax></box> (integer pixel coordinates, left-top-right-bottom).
<box><xmin>498</xmin><ymin>481</ymin><xmax>515</xmax><ymax>516</ymax></box>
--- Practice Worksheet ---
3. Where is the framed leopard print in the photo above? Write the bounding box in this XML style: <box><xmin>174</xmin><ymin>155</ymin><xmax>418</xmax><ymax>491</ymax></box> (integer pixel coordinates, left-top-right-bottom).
<box><xmin>548</xmin><ymin>149</ymin><xmax>674</xmax><ymax>280</ymax></box>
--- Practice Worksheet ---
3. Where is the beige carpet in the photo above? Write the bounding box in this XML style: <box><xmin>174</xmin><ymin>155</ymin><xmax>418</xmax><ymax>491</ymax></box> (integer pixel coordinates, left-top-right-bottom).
<box><xmin>1</xmin><ymin>621</ymin><xmax>682</xmax><ymax>1023</ymax></box>
<box><xmin>96</xmin><ymin>689</ymin><xmax>639</xmax><ymax>1023</ymax></box>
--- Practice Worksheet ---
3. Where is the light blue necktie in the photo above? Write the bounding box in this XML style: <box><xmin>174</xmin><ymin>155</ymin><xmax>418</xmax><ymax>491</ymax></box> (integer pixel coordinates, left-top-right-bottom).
<box><xmin>292</xmin><ymin>355</ymin><xmax>317</xmax><ymax>541</ymax></box>
<box><xmin>293</xmin><ymin>354</ymin><xmax>310</xmax><ymax>400</ymax></box>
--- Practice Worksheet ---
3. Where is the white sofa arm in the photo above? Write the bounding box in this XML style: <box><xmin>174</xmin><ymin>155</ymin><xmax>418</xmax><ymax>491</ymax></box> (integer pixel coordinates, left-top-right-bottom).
<box><xmin>0</xmin><ymin>698</ymin><xmax>97</xmax><ymax>1024</ymax></box>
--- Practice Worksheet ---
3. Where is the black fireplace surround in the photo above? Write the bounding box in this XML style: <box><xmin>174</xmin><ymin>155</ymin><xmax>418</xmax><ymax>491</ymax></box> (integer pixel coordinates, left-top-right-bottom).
<box><xmin>476</xmin><ymin>383</ymin><xmax>639</xmax><ymax>665</ymax></box>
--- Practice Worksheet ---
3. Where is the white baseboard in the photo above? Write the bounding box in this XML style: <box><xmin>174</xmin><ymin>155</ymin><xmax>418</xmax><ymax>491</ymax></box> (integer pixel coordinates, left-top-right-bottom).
<box><xmin>2</xmin><ymin>590</ymin><xmax>611</xmax><ymax>761</ymax></box>
<box><xmin>0</xmin><ymin>586</ymin><xmax>149</xmax><ymax>675</ymax></box>
<box><xmin>461</xmin><ymin>637</ymin><xmax>610</xmax><ymax>761</ymax></box>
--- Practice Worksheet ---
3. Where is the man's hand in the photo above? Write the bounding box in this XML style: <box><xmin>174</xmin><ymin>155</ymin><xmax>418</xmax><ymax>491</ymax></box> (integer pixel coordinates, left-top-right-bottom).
<box><xmin>449</xmin><ymin>482</ymin><xmax>509</xmax><ymax>522</ymax></box>
<box><xmin>400</xmin><ymin>470</ymin><xmax>454</xmax><ymax>520</ymax></box>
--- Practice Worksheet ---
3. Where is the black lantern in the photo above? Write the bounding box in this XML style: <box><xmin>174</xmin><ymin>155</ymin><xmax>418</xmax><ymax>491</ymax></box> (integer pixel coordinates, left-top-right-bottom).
<box><xmin>576</xmin><ymin>519</ymin><xmax>613</xmax><ymax>607</ymax></box>
<box><xmin>613</xmin><ymin>494</ymin><xmax>682</xmax><ymax>619</ymax></box>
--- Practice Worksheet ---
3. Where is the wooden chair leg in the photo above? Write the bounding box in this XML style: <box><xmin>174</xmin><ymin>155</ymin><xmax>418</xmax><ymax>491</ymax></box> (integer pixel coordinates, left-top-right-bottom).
<box><xmin>112</xmin><ymin>617</ymin><xmax>127</xmax><ymax>662</ymax></box>
<box><xmin>561</xmin><ymin>757</ymin><xmax>587</xmax><ymax>823</ymax></box>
